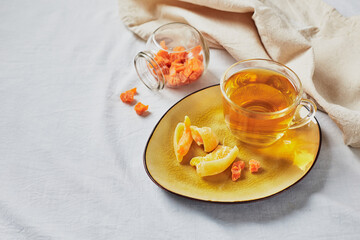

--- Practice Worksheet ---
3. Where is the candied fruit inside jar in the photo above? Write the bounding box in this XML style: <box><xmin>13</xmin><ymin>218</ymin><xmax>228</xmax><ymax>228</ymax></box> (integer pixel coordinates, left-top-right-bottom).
<box><xmin>134</xmin><ymin>22</ymin><xmax>210</xmax><ymax>90</ymax></box>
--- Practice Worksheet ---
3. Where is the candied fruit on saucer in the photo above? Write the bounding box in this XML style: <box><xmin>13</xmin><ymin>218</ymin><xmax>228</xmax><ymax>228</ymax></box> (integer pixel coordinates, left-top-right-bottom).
<box><xmin>231</xmin><ymin>160</ymin><xmax>245</xmax><ymax>182</ymax></box>
<box><xmin>173</xmin><ymin>116</ymin><xmax>193</xmax><ymax>162</ymax></box>
<box><xmin>190</xmin><ymin>145</ymin><xmax>239</xmax><ymax>177</ymax></box>
<box><xmin>249</xmin><ymin>159</ymin><xmax>261</xmax><ymax>173</ymax></box>
<box><xmin>190</xmin><ymin>126</ymin><xmax>219</xmax><ymax>152</ymax></box>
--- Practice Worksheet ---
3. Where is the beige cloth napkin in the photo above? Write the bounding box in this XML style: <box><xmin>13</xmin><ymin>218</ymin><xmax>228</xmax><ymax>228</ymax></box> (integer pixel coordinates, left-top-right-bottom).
<box><xmin>119</xmin><ymin>0</ymin><xmax>360</xmax><ymax>147</ymax></box>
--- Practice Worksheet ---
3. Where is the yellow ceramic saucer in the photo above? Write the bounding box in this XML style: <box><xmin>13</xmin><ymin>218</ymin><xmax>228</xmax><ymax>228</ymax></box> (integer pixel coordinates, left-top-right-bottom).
<box><xmin>144</xmin><ymin>85</ymin><xmax>321</xmax><ymax>203</ymax></box>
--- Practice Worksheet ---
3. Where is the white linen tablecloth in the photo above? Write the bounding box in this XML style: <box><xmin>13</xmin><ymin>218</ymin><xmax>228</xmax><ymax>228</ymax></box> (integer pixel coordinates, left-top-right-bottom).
<box><xmin>0</xmin><ymin>0</ymin><xmax>359</xmax><ymax>239</ymax></box>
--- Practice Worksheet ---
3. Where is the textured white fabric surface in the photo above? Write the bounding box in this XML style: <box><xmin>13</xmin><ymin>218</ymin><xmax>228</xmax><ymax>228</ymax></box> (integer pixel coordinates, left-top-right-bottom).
<box><xmin>0</xmin><ymin>0</ymin><xmax>359</xmax><ymax>239</ymax></box>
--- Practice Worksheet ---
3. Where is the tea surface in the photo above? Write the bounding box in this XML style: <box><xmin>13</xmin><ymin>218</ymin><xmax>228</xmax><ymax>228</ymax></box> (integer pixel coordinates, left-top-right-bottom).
<box><xmin>224</xmin><ymin>68</ymin><xmax>297</xmax><ymax>113</ymax></box>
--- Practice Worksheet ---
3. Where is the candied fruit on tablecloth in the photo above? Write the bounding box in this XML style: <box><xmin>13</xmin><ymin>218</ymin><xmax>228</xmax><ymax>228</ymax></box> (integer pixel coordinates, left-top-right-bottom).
<box><xmin>120</xmin><ymin>88</ymin><xmax>137</xmax><ymax>103</ymax></box>
<box><xmin>134</xmin><ymin>102</ymin><xmax>148</xmax><ymax>115</ymax></box>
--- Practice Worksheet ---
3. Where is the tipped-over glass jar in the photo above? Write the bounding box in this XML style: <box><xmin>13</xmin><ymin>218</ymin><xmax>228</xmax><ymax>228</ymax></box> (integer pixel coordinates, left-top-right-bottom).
<box><xmin>134</xmin><ymin>22</ymin><xmax>210</xmax><ymax>90</ymax></box>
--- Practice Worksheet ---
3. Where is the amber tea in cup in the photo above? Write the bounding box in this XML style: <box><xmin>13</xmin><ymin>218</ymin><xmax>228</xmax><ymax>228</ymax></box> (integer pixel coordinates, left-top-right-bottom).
<box><xmin>220</xmin><ymin>59</ymin><xmax>316</xmax><ymax>147</ymax></box>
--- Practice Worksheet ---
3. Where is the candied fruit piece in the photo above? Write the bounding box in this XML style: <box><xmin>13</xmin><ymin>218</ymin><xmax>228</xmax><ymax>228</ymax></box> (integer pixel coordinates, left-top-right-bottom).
<box><xmin>134</xmin><ymin>102</ymin><xmax>148</xmax><ymax>115</ymax></box>
<box><xmin>159</xmin><ymin>40</ymin><xmax>168</xmax><ymax>50</ymax></box>
<box><xmin>173</xmin><ymin>116</ymin><xmax>193</xmax><ymax>162</ymax></box>
<box><xmin>120</xmin><ymin>88</ymin><xmax>137</xmax><ymax>103</ymax></box>
<box><xmin>190</xmin><ymin>145</ymin><xmax>239</xmax><ymax>177</ymax></box>
<box><xmin>190</xmin><ymin>126</ymin><xmax>219</xmax><ymax>152</ymax></box>
<box><xmin>231</xmin><ymin>160</ymin><xmax>245</xmax><ymax>181</ymax></box>
<box><xmin>249</xmin><ymin>159</ymin><xmax>261</xmax><ymax>173</ymax></box>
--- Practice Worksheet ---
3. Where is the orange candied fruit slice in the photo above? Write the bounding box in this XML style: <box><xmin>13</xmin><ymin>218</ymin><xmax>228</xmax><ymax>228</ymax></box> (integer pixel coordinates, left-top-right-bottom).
<box><xmin>134</xmin><ymin>102</ymin><xmax>148</xmax><ymax>115</ymax></box>
<box><xmin>173</xmin><ymin>116</ymin><xmax>193</xmax><ymax>162</ymax></box>
<box><xmin>120</xmin><ymin>88</ymin><xmax>137</xmax><ymax>103</ymax></box>
<box><xmin>249</xmin><ymin>159</ymin><xmax>261</xmax><ymax>173</ymax></box>
<box><xmin>190</xmin><ymin>145</ymin><xmax>239</xmax><ymax>177</ymax></box>
<box><xmin>190</xmin><ymin>126</ymin><xmax>219</xmax><ymax>152</ymax></box>
<box><xmin>231</xmin><ymin>160</ymin><xmax>245</xmax><ymax>181</ymax></box>
<box><xmin>176</xmin><ymin>117</ymin><xmax>192</xmax><ymax>156</ymax></box>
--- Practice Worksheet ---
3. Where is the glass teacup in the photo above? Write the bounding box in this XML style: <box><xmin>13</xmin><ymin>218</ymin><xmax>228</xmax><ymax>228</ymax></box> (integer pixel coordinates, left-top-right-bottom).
<box><xmin>220</xmin><ymin>59</ymin><xmax>316</xmax><ymax>147</ymax></box>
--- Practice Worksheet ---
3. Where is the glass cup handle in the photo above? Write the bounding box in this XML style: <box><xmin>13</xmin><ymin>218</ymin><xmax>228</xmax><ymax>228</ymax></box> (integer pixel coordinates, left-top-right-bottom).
<box><xmin>289</xmin><ymin>99</ymin><xmax>317</xmax><ymax>129</ymax></box>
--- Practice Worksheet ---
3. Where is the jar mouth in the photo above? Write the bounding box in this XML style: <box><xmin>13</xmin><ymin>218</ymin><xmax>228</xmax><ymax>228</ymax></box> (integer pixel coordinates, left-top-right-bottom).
<box><xmin>220</xmin><ymin>58</ymin><xmax>304</xmax><ymax>116</ymax></box>
<box><xmin>151</xmin><ymin>22</ymin><xmax>208</xmax><ymax>54</ymax></box>
<box><xmin>134</xmin><ymin>51</ymin><xmax>165</xmax><ymax>91</ymax></box>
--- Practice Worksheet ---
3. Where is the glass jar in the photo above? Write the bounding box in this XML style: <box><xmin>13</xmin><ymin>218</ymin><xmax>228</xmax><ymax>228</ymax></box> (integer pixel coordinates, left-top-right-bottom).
<box><xmin>134</xmin><ymin>22</ymin><xmax>210</xmax><ymax>90</ymax></box>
